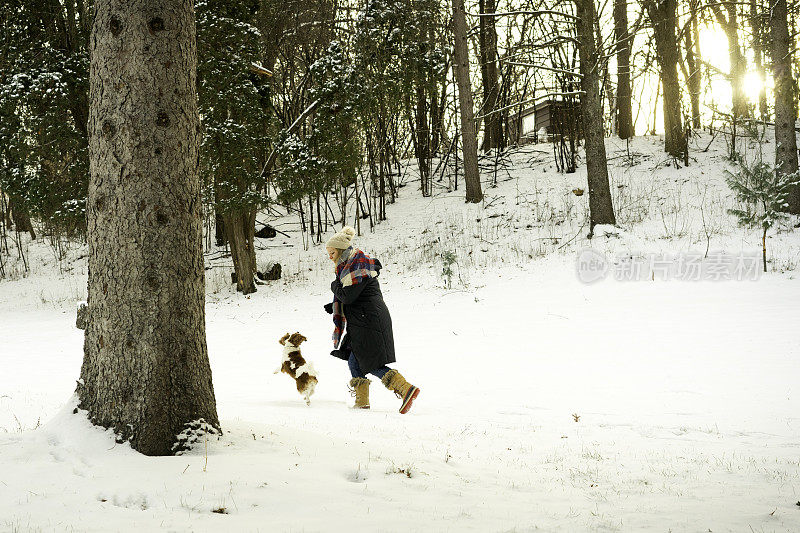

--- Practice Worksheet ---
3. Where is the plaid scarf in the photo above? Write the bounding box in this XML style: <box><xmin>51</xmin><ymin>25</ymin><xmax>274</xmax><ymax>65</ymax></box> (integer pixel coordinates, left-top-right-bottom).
<box><xmin>332</xmin><ymin>246</ymin><xmax>379</xmax><ymax>347</ymax></box>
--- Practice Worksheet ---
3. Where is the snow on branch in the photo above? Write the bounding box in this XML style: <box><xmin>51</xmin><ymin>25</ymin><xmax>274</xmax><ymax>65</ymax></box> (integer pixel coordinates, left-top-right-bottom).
<box><xmin>505</xmin><ymin>61</ymin><xmax>582</xmax><ymax>78</ymax></box>
<box><xmin>512</xmin><ymin>36</ymin><xmax>580</xmax><ymax>49</ymax></box>
<box><xmin>257</xmin><ymin>98</ymin><xmax>321</xmax><ymax>179</ymax></box>
<box><xmin>249</xmin><ymin>62</ymin><xmax>273</xmax><ymax>77</ymax></box>
<box><xmin>473</xmin><ymin>10</ymin><xmax>579</xmax><ymax>21</ymax></box>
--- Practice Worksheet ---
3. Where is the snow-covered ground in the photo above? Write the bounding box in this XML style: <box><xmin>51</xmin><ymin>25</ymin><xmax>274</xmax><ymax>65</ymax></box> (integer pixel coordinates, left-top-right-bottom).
<box><xmin>1</xmin><ymin>134</ymin><xmax>799</xmax><ymax>531</ymax></box>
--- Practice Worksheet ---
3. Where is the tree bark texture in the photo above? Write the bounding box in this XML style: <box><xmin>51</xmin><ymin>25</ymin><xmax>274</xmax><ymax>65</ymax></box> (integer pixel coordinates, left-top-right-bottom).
<box><xmin>479</xmin><ymin>0</ymin><xmax>502</xmax><ymax>151</ymax></box>
<box><xmin>770</xmin><ymin>0</ymin><xmax>800</xmax><ymax>212</ymax></box>
<box><xmin>224</xmin><ymin>209</ymin><xmax>258</xmax><ymax>294</ymax></box>
<box><xmin>79</xmin><ymin>0</ymin><xmax>220</xmax><ymax>456</ymax></box>
<box><xmin>576</xmin><ymin>0</ymin><xmax>617</xmax><ymax>229</ymax></box>
<box><xmin>452</xmin><ymin>0</ymin><xmax>483</xmax><ymax>203</ymax></box>
<box><xmin>613</xmin><ymin>0</ymin><xmax>633</xmax><ymax>139</ymax></box>
<box><xmin>644</xmin><ymin>0</ymin><xmax>686</xmax><ymax>157</ymax></box>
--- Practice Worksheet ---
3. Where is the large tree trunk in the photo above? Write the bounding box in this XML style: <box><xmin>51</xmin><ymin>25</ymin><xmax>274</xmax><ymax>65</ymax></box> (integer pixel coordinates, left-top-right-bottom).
<box><xmin>452</xmin><ymin>0</ymin><xmax>483</xmax><ymax>203</ymax></box>
<box><xmin>770</xmin><ymin>0</ymin><xmax>800</xmax><ymax>212</ymax></box>
<box><xmin>645</xmin><ymin>0</ymin><xmax>686</xmax><ymax>158</ymax></box>
<box><xmin>577</xmin><ymin>0</ymin><xmax>617</xmax><ymax>230</ymax></box>
<box><xmin>79</xmin><ymin>0</ymin><xmax>220</xmax><ymax>456</ymax></box>
<box><xmin>478</xmin><ymin>0</ymin><xmax>502</xmax><ymax>151</ymax></box>
<box><xmin>613</xmin><ymin>0</ymin><xmax>633</xmax><ymax>139</ymax></box>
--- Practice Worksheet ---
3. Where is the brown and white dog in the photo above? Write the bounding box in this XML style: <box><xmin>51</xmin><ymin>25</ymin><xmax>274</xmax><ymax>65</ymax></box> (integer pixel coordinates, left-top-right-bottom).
<box><xmin>276</xmin><ymin>332</ymin><xmax>318</xmax><ymax>405</ymax></box>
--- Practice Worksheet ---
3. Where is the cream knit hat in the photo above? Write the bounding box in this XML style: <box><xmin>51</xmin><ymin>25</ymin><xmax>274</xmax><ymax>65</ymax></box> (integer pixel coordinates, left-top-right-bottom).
<box><xmin>325</xmin><ymin>226</ymin><xmax>356</xmax><ymax>250</ymax></box>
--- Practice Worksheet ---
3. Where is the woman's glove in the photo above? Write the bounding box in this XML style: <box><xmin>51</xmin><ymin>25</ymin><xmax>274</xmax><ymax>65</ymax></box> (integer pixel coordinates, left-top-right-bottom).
<box><xmin>324</xmin><ymin>302</ymin><xmax>333</xmax><ymax>314</ymax></box>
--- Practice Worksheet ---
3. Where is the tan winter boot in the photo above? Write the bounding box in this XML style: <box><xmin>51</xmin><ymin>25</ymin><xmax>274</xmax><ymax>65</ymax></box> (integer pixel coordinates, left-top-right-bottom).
<box><xmin>348</xmin><ymin>377</ymin><xmax>371</xmax><ymax>409</ymax></box>
<box><xmin>381</xmin><ymin>370</ymin><xmax>420</xmax><ymax>414</ymax></box>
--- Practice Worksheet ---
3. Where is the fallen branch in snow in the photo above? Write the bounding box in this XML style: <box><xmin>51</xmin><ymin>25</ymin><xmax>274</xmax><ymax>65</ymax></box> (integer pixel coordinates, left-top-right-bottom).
<box><xmin>557</xmin><ymin>220</ymin><xmax>587</xmax><ymax>250</ymax></box>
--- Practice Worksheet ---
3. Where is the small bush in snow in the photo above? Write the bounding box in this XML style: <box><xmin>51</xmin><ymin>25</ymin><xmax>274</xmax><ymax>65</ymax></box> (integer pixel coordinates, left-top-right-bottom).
<box><xmin>441</xmin><ymin>250</ymin><xmax>457</xmax><ymax>289</ymax></box>
<box><xmin>726</xmin><ymin>157</ymin><xmax>799</xmax><ymax>272</ymax></box>
<box><xmin>386</xmin><ymin>462</ymin><xmax>416</xmax><ymax>478</ymax></box>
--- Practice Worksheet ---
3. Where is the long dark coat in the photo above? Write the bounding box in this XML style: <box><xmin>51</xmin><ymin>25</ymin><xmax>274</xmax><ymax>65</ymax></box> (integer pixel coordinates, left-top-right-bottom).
<box><xmin>330</xmin><ymin>261</ymin><xmax>396</xmax><ymax>374</ymax></box>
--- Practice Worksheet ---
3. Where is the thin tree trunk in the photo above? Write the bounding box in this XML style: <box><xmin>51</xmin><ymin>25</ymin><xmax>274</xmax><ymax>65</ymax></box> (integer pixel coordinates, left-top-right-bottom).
<box><xmin>576</xmin><ymin>0</ymin><xmax>616</xmax><ymax>230</ymax></box>
<box><xmin>710</xmin><ymin>2</ymin><xmax>748</xmax><ymax>119</ymax></box>
<box><xmin>378</xmin><ymin>118</ymin><xmax>387</xmax><ymax>220</ymax></box>
<box><xmin>308</xmin><ymin>194</ymin><xmax>314</xmax><ymax>242</ymax></box>
<box><xmin>479</xmin><ymin>0</ymin><xmax>502</xmax><ymax>151</ymax></box>
<box><xmin>685</xmin><ymin>0</ymin><xmax>702</xmax><ymax>129</ymax></box>
<box><xmin>750</xmin><ymin>0</ymin><xmax>767</xmax><ymax>120</ymax></box>
<box><xmin>80</xmin><ymin>0</ymin><xmax>220</xmax><ymax>456</ymax></box>
<box><xmin>770</xmin><ymin>0</ymin><xmax>800</xmax><ymax>212</ymax></box>
<box><xmin>596</xmin><ymin>16</ymin><xmax>615</xmax><ymax>135</ymax></box>
<box><xmin>430</xmin><ymin>80</ymin><xmax>447</xmax><ymax>155</ymax></box>
<box><xmin>414</xmin><ymin>83</ymin><xmax>431</xmax><ymax>196</ymax></box>
<box><xmin>727</xmin><ymin>15</ymin><xmax>747</xmax><ymax>121</ymax></box>
<box><xmin>214</xmin><ymin>210</ymin><xmax>225</xmax><ymax>246</ymax></box>
<box><xmin>452</xmin><ymin>0</ymin><xmax>483</xmax><ymax>203</ymax></box>
<box><xmin>245</xmin><ymin>208</ymin><xmax>257</xmax><ymax>275</ymax></box>
<box><xmin>613</xmin><ymin>0</ymin><xmax>633</xmax><ymax>138</ymax></box>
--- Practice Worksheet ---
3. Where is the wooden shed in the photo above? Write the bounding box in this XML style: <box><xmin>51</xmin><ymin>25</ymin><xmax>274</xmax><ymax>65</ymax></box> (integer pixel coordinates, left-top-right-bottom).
<box><xmin>518</xmin><ymin>99</ymin><xmax>582</xmax><ymax>142</ymax></box>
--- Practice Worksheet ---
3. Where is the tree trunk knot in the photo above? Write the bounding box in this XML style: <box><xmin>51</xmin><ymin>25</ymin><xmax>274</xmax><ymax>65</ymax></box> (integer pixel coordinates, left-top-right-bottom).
<box><xmin>148</xmin><ymin>17</ymin><xmax>165</xmax><ymax>33</ymax></box>
<box><xmin>109</xmin><ymin>16</ymin><xmax>122</xmax><ymax>36</ymax></box>
<box><xmin>102</xmin><ymin>120</ymin><xmax>115</xmax><ymax>139</ymax></box>
<box><xmin>156</xmin><ymin>112</ymin><xmax>169</xmax><ymax>127</ymax></box>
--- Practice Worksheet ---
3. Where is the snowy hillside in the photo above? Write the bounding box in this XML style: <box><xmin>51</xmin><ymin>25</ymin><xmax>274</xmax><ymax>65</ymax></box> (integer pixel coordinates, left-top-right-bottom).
<box><xmin>1</xmin><ymin>133</ymin><xmax>799</xmax><ymax>532</ymax></box>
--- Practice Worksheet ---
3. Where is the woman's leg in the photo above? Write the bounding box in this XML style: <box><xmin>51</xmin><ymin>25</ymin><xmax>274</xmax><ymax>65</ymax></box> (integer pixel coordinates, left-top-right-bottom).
<box><xmin>368</xmin><ymin>366</ymin><xmax>391</xmax><ymax>380</ymax></box>
<box><xmin>379</xmin><ymin>369</ymin><xmax>420</xmax><ymax>414</ymax></box>
<box><xmin>349</xmin><ymin>351</ymin><xmax>390</xmax><ymax>379</ymax></box>
<box><xmin>348</xmin><ymin>351</ymin><xmax>367</xmax><ymax>379</ymax></box>
<box><xmin>347</xmin><ymin>352</ymin><xmax>370</xmax><ymax>409</ymax></box>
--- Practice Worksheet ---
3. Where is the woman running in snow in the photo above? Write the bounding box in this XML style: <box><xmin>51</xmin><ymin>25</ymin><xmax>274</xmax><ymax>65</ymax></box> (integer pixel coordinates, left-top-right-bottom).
<box><xmin>324</xmin><ymin>226</ymin><xmax>420</xmax><ymax>413</ymax></box>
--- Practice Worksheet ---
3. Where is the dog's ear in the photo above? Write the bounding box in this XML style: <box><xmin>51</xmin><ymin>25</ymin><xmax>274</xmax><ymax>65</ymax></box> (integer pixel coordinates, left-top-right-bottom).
<box><xmin>289</xmin><ymin>332</ymin><xmax>307</xmax><ymax>346</ymax></box>
<box><xmin>279</xmin><ymin>333</ymin><xmax>290</xmax><ymax>346</ymax></box>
